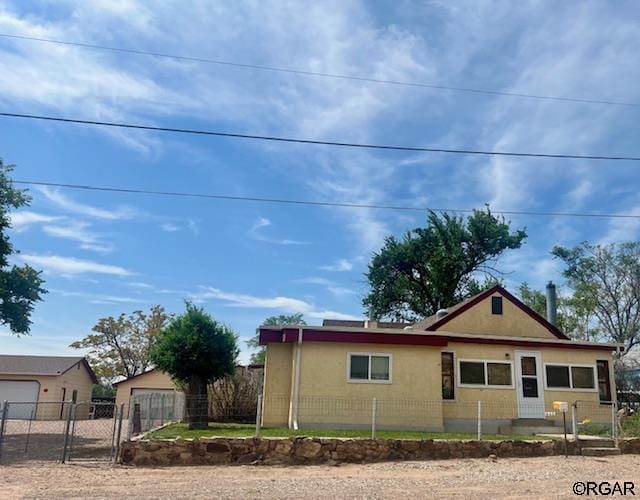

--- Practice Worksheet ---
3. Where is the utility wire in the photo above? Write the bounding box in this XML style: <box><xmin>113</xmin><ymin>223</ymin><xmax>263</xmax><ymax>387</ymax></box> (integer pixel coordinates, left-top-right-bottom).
<box><xmin>1</xmin><ymin>32</ymin><xmax>637</xmax><ymax>108</ymax></box>
<box><xmin>2</xmin><ymin>112</ymin><xmax>640</xmax><ymax>161</ymax></box>
<box><xmin>13</xmin><ymin>180</ymin><xmax>640</xmax><ymax>220</ymax></box>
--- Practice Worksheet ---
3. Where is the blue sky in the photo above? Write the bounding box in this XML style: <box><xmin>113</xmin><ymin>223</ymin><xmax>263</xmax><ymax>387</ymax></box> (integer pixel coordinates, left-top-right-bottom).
<box><xmin>1</xmin><ymin>1</ymin><xmax>640</xmax><ymax>363</ymax></box>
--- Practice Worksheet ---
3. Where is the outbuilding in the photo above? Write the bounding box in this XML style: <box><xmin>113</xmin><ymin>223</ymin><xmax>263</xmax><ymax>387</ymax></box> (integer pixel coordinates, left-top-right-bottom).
<box><xmin>0</xmin><ymin>354</ymin><xmax>97</xmax><ymax>419</ymax></box>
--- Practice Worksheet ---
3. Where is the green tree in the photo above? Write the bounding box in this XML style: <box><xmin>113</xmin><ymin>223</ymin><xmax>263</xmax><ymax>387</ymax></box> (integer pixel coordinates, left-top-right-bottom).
<box><xmin>151</xmin><ymin>303</ymin><xmax>239</xmax><ymax>429</ymax></box>
<box><xmin>517</xmin><ymin>282</ymin><xmax>599</xmax><ymax>341</ymax></box>
<box><xmin>363</xmin><ymin>208</ymin><xmax>527</xmax><ymax>321</ymax></box>
<box><xmin>0</xmin><ymin>158</ymin><xmax>46</xmax><ymax>334</ymax></box>
<box><xmin>552</xmin><ymin>242</ymin><xmax>640</xmax><ymax>352</ymax></box>
<box><xmin>247</xmin><ymin>313</ymin><xmax>306</xmax><ymax>364</ymax></box>
<box><xmin>71</xmin><ymin>305</ymin><xmax>171</xmax><ymax>381</ymax></box>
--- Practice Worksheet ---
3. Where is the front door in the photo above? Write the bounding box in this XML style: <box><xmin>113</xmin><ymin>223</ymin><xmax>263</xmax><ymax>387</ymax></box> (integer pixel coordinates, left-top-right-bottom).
<box><xmin>515</xmin><ymin>351</ymin><xmax>545</xmax><ymax>419</ymax></box>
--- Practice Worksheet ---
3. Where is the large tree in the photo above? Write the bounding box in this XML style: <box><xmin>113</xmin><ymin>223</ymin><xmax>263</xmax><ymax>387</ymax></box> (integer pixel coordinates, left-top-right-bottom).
<box><xmin>552</xmin><ymin>242</ymin><xmax>640</xmax><ymax>353</ymax></box>
<box><xmin>70</xmin><ymin>305</ymin><xmax>171</xmax><ymax>381</ymax></box>
<box><xmin>151</xmin><ymin>303</ymin><xmax>238</xmax><ymax>429</ymax></box>
<box><xmin>0</xmin><ymin>158</ymin><xmax>46</xmax><ymax>334</ymax></box>
<box><xmin>363</xmin><ymin>208</ymin><xmax>527</xmax><ymax>321</ymax></box>
<box><xmin>246</xmin><ymin>313</ymin><xmax>306</xmax><ymax>364</ymax></box>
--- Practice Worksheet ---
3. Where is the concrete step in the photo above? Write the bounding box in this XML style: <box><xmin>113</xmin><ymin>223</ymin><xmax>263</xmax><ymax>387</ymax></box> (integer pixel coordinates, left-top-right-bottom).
<box><xmin>579</xmin><ymin>438</ymin><xmax>616</xmax><ymax>449</ymax></box>
<box><xmin>510</xmin><ymin>425</ymin><xmax>567</xmax><ymax>435</ymax></box>
<box><xmin>511</xmin><ymin>418</ymin><xmax>554</xmax><ymax>427</ymax></box>
<box><xmin>581</xmin><ymin>447</ymin><xmax>621</xmax><ymax>457</ymax></box>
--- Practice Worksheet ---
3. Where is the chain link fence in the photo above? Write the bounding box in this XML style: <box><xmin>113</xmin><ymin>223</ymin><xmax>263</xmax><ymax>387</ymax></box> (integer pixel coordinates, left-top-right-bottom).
<box><xmin>127</xmin><ymin>392</ymin><xmax>185</xmax><ymax>437</ymax></box>
<box><xmin>0</xmin><ymin>400</ymin><xmax>125</xmax><ymax>464</ymax></box>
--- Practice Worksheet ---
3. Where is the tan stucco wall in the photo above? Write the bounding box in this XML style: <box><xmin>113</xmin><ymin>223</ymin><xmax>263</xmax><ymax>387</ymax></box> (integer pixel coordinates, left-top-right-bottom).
<box><xmin>442</xmin><ymin>343</ymin><xmax>616</xmax><ymax>424</ymax></box>
<box><xmin>262</xmin><ymin>337</ymin><xmax>617</xmax><ymax>429</ymax></box>
<box><xmin>0</xmin><ymin>361</ymin><xmax>94</xmax><ymax>420</ymax></box>
<box><xmin>115</xmin><ymin>370</ymin><xmax>177</xmax><ymax>417</ymax></box>
<box><xmin>436</xmin><ymin>293</ymin><xmax>557</xmax><ymax>339</ymax></box>
<box><xmin>262</xmin><ymin>344</ymin><xmax>293</xmax><ymax>426</ymax></box>
<box><xmin>263</xmin><ymin>342</ymin><xmax>443</xmax><ymax>430</ymax></box>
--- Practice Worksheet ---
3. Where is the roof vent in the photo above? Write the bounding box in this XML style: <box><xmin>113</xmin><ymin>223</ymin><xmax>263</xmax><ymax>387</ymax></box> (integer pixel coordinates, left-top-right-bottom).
<box><xmin>436</xmin><ymin>308</ymin><xmax>449</xmax><ymax>320</ymax></box>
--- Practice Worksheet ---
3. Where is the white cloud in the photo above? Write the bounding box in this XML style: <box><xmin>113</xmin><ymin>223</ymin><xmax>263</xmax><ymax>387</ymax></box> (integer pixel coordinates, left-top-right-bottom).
<box><xmin>192</xmin><ymin>286</ymin><xmax>359</xmax><ymax>320</ymax></box>
<box><xmin>18</xmin><ymin>254</ymin><xmax>132</xmax><ymax>276</ymax></box>
<box><xmin>42</xmin><ymin>221</ymin><xmax>113</xmax><ymax>253</ymax></box>
<box><xmin>297</xmin><ymin>276</ymin><xmax>357</xmax><ymax>298</ymax></box>
<box><xmin>160</xmin><ymin>222</ymin><xmax>181</xmax><ymax>232</ymax></box>
<box><xmin>248</xmin><ymin>217</ymin><xmax>307</xmax><ymax>246</ymax></box>
<box><xmin>38</xmin><ymin>186</ymin><xmax>136</xmax><ymax>220</ymax></box>
<box><xmin>50</xmin><ymin>288</ymin><xmax>148</xmax><ymax>304</ymax></box>
<box><xmin>320</xmin><ymin>258</ymin><xmax>353</xmax><ymax>272</ymax></box>
<box><xmin>9</xmin><ymin>210</ymin><xmax>62</xmax><ymax>231</ymax></box>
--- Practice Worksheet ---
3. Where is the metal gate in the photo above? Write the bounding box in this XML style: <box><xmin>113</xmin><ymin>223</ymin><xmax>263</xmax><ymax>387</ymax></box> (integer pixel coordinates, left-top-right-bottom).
<box><xmin>0</xmin><ymin>400</ymin><xmax>124</xmax><ymax>464</ymax></box>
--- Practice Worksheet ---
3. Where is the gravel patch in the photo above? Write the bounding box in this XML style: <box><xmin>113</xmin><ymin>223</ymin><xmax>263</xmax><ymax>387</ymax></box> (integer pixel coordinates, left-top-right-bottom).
<box><xmin>1</xmin><ymin>455</ymin><xmax>639</xmax><ymax>499</ymax></box>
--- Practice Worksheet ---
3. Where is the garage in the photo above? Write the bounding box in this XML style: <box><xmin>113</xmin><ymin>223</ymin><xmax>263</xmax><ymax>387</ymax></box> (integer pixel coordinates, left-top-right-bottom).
<box><xmin>0</xmin><ymin>380</ymin><xmax>39</xmax><ymax>419</ymax></box>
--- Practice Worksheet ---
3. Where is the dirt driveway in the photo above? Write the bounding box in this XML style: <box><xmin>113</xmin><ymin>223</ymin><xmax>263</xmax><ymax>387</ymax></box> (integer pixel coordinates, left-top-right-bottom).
<box><xmin>1</xmin><ymin>455</ymin><xmax>639</xmax><ymax>499</ymax></box>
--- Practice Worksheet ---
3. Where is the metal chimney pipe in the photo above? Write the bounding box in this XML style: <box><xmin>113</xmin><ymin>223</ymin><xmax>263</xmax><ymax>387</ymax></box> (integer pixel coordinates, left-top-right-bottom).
<box><xmin>546</xmin><ymin>281</ymin><xmax>557</xmax><ymax>326</ymax></box>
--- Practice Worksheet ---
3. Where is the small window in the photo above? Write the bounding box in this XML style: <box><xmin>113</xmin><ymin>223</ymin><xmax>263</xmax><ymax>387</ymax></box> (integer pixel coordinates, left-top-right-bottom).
<box><xmin>441</xmin><ymin>352</ymin><xmax>455</xmax><ymax>400</ymax></box>
<box><xmin>491</xmin><ymin>296</ymin><xmax>503</xmax><ymax>315</ymax></box>
<box><xmin>348</xmin><ymin>353</ymin><xmax>391</xmax><ymax>383</ymax></box>
<box><xmin>597</xmin><ymin>360</ymin><xmax>612</xmax><ymax>402</ymax></box>
<box><xmin>546</xmin><ymin>365</ymin><xmax>570</xmax><ymax>388</ymax></box>
<box><xmin>460</xmin><ymin>361</ymin><xmax>485</xmax><ymax>385</ymax></box>
<box><xmin>71</xmin><ymin>389</ymin><xmax>78</xmax><ymax>403</ymax></box>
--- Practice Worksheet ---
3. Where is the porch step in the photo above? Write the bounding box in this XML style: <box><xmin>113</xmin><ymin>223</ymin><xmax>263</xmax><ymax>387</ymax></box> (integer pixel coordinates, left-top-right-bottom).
<box><xmin>581</xmin><ymin>447</ymin><xmax>621</xmax><ymax>457</ymax></box>
<box><xmin>499</xmin><ymin>418</ymin><xmax>566</xmax><ymax>435</ymax></box>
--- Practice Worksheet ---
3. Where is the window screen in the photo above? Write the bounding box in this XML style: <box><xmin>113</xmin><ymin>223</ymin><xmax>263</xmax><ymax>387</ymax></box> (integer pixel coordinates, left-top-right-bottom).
<box><xmin>546</xmin><ymin>365</ymin><xmax>571</xmax><ymax>388</ymax></box>
<box><xmin>487</xmin><ymin>363</ymin><xmax>511</xmax><ymax>385</ymax></box>
<box><xmin>371</xmin><ymin>356</ymin><xmax>390</xmax><ymax>381</ymax></box>
<box><xmin>491</xmin><ymin>296</ymin><xmax>503</xmax><ymax>315</ymax></box>
<box><xmin>571</xmin><ymin>366</ymin><xmax>595</xmax><ymax>389</ymax></box>
<box><xmin>460</xmin><ymin>361</ymin><xmax>485</xmax><ymax>385</ymax></box>
<box><xmin>441</xmin><ymin>352</ymin><xmax>455</xmax><ymax>400</ymax></box>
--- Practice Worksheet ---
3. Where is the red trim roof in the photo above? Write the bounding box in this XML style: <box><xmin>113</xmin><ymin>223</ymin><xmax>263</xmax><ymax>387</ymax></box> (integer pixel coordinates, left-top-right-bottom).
<box><xmin>422</xmin><ymin>285</ymin><xmax>570</xmax><ymax>340</ymax></box>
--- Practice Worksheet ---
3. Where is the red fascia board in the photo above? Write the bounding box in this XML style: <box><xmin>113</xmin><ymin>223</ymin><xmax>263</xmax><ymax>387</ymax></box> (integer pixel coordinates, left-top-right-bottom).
<box><xmin>258</xmin><ymin>329</ymin><xmax>284</xmax><ymax>345</ymax></box>
<box><xmin>301</xmin><ymin>329</ymin><xmax>448</xmax><ymax>347</ymax></box>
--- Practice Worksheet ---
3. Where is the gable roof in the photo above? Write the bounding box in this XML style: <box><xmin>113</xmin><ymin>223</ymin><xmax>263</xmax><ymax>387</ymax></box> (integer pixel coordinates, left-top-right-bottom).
<box><xmin>413</xmin><ymin>285</ymin><xmax>570</xmax><ymax>340</ymax></box>
<box><xmin>0</xmin><ymin>354</ymin><xmax>98</xmax><ymax>383</ymax></box>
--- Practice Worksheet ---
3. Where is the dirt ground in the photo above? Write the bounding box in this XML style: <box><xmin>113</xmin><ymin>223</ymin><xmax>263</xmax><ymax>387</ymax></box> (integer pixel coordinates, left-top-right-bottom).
<box><xmin>1</xmin><ymin>455</ymin><xmax>639</xmax><ymax>499</ymax></box>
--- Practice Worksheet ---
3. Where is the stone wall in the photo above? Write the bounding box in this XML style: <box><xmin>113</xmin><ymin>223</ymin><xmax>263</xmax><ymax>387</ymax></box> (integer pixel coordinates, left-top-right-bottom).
<box><xmin>120</xmin><ymin>437</ymin><xmax>640</xmax><ymax>466</ymax></box>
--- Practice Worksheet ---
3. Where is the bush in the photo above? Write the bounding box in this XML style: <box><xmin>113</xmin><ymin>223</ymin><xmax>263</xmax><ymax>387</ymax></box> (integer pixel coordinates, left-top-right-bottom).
<box><xmin>208</xmin><ymin>367</ymin><xmax>262</xmax><ymax>423</ymax></box>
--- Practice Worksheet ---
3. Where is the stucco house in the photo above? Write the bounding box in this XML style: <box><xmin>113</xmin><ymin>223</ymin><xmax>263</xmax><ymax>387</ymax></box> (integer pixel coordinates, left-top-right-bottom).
<box><xmin>258</xmin><ymin>285</ymin><xmax>621</xmax><ymax>433</ymax></box>
<box><xmin>0</xmin><ymin>355</ymin><xmax>97</xmax><ymax>419</ymax></box>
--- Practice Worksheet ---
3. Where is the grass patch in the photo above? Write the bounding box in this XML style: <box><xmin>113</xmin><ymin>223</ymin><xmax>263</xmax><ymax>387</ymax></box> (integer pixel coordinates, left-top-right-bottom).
<box><xmin>148</xmin><ymin>422</ymin><xmax>548</xmax><ymax>441</ymax></box>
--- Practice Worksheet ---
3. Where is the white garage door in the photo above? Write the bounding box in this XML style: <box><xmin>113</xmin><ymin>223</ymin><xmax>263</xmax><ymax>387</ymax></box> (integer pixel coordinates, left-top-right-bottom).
<box><xmin>0</xmin><ymin>380</ymin><xmax>39</xmax><ymax>419</ymax></box>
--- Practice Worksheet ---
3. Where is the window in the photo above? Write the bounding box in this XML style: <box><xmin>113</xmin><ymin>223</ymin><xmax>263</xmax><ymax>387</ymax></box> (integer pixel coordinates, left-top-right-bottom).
<box><xmin>491</xmin><ymin>296</ymin><xmax>503</xmax><ymax>315</ymax></box>
<box><xmin>546</xmin><ymin>365</ymin><xmax>570</xmax><ymax>388</ymax></box>
<box><xmin>441</xmin><ymin>352</ymin><xmax>455</xmax><ymax>400</ymax></box>
<box><xmin>348</xmin><ymin>353</ymin><xmax>391</xmax><ymax>383</ymax></box>
<box><xmin>458</xmin><ymin>359</ymin><xmax>512</xmax><ymax>387</ymax></box>
<box><xmin>597</xmin><ymin>360</ymin><xmax>612</xmax><ymax>403</ymax></box>
<box><xmin>545</xmin><ymin>364</ymin><xmax>596</xmax><ymax>390</ymax></box>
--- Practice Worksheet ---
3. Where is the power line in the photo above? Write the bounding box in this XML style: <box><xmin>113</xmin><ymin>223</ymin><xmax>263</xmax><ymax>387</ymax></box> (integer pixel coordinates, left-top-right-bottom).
<box><xmin>13</xmin><ymin>180</ymin><xmax>640</xmax><ymax>220</ymax></box>
<box><xmin>2</xmin><ymin>112</ymin><xmax>640</xmax><ymax>161</ymax></box>
<box><xmin>1</xmin><ymin>32</ymin><xmax>637</xmax><ymax>108</ymax></box>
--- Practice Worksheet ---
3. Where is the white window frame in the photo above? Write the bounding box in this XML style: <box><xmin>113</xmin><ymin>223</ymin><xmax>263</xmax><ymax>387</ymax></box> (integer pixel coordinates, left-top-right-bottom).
<box><xmin>543</xmin><ymin>363</ymin><xmax>598</xmax><ymax>392</ymax></box>
<box><xmin>457</xmin><ymin>358</ymin><xmax>514</xmax><ymax>389</ymax></box>
<box><xmin>347</xmin><ymin>352</ymin><xmax>392</xmax><ymax>384</ymax></box>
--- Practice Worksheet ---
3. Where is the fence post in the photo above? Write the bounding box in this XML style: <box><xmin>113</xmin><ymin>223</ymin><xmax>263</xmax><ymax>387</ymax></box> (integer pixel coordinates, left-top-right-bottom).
<box><xmin>0</xmin><ymin>401</ymin><xmax>8</xmax><ymax>462</ymax></box>
<box><xmin>255</xmin><ymin>395</ymin><xmax>263</xmax><ymax>438</ymax></box>
<box><xmin>571</xmin><ymin>402</ymin><xmax>577</xmax><ymax>439</ymax></box>
<box><xmin>114</xmin><ymin>403</ymin><xmax>125</xmax><ymax>462</ymax></box>
<box><xmin>160</xmin><ymin>394</ymin><xmax>166</xmax><ymax>426</ymax></box>
<box><xmin>371</xmin><ymin>397</ymin><xmax>377</xmax><ymax>440</ymax></box>
<box><xmin>146</xmin><ymin>395</ymin><xmax>153</xmax><ymax>431</ymax></box>
<box><xmin>477</xmin><ymin>401</ymin><xmax>482</xmax><ymax>440</ymax></box>
<box><xmin>61</xmin><ymin>402</ymin><xmax>74</xmax><ymax>463</ymax></box>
